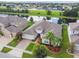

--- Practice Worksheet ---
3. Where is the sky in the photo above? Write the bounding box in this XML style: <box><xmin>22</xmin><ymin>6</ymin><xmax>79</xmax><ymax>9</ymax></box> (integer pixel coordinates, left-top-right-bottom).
<box><xmin>0</xmin><ymin>0</ymin><xmax>78</xmax><ymax>2</ymax></box>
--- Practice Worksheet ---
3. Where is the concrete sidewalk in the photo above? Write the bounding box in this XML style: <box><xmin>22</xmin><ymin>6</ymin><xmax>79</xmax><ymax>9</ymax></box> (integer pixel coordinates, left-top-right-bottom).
<box><xmin>8</xmin><ymin>40</ymin><xmax>32</xmax><ymax>57</ymax></box>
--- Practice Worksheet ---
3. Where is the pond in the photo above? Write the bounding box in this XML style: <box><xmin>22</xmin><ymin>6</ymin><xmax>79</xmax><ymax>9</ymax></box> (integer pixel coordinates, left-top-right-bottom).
<box><xmin>47</xmin><ymin>17</ymin><xmax>59</xmax><ymax>24</ymax></box>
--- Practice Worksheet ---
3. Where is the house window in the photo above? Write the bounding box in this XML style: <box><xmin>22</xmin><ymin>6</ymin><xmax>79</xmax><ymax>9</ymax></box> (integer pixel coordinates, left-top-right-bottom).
<box><xmin>44</xmin><ymin>40</ymin><xmax>49</xmax><ymax>44</ymax></box>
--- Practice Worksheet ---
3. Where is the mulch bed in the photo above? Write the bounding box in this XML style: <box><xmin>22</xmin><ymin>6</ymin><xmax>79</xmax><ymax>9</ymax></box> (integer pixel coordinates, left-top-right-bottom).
<box><xmin>45</xmin><ymin>45</ymin><xmax>61</xmax><ymax>53</ymax></box>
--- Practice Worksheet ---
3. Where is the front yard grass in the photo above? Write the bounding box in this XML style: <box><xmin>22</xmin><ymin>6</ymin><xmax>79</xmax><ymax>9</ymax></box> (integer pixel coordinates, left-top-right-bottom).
<box><xmin>22</xmin><ymin>52</ymin><xmax>33</xmax><ymax>58</ymax></box>
<box><xmin>7</xmin><ymin>36</ymin><xmax>22</xmax><ymax>47</ymax></box>
<box><xmin>25</xmin><ymin>43</ymin><xmax>35</xmax><ymax>51</ymax></box>
<box><xmin>1</xmin><ymin>47</ymin><xmax>12</xmax><ymax>53</ymax></box>
<box><xmin>45</xmin><ymin>25</ymin><xmax>73</xmax><ymax>58</ymax></box>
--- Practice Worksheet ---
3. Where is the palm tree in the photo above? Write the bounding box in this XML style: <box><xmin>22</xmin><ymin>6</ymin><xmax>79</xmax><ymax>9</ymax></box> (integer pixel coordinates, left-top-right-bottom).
<box><xmin>45</xmin><ymin>31</ymin><xmax>54</xmax><ymax>46</ymax></box>
<box><xmin>45</xmin><ymin>31</ymin><xmax>61</xmax><ymax>47</ymax></box>
<box><xmin>52</xmin><ymin>37</ymin><xmax>61</xmax><ymax>47</ymax></box>
<box><xmin>45</xmin><ymin>31</ymin><xmax>61</xmax><ymax>52</ymax></box>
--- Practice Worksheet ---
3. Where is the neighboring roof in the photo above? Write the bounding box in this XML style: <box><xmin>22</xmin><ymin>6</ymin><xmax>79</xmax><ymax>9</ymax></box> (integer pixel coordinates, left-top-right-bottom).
<box><xmin>0</xmin><ymin>16</ymin><xmax>9</xmax><ymax>27</ymax></box>
<box><xmin>69</xmin><ymin>22</ymin><xmax>79</xmax><ymax>42</ymax></box>
<box><xmin>0</xmin><ymin>15</ymin><xmax>27</xmax><ymax>27</ymax></box>
<box><xmin>73</xmin><ymin>26</ymin><xmax>79</xmax><ymax>31</ymax></box>
<box><xmin>69</xmin><ymin>22</ymin><xmax>79</xmax><ymax>30</ymax></box>
<box><xmin>23</xmin><ymin>20</ymin><xmax>62</xmax><ymax>38</ymax></box>
<box><xmin>74</xmin><ymin>39</ymin><xmax>79</xmax><ymax>44</ymax></box>
<box><xmin>0</xmin><ymin>15</ymin><xmax>28</xmax><ymax>33</ymax></box>
<box><xmin>6</xmin><ymin>26</ymin><xmax>20</xmax><ymax>33</ymax></box>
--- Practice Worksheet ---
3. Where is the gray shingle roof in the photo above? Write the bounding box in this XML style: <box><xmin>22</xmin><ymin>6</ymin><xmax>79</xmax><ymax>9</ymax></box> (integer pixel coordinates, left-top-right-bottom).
<box><xmin>0</xmin><ymin>15</ymin><xmax>27</xmax><ymax>33</ymax></box>
<box><xmin>23</xmin><ymin>20</ymin><xmax>62</xmax><ymax>38</ymax></box>
<box><xmin>69</xmin><ymin>22</ymin><xmax>79</xmax><ymax>43</ymax></box>
<box><xmin>6</xmin><ymin>26</ymin><xmax>20</xmax><ymax>33</ymax></box>
<box><xmin>69</xmin><ymin>23</ymin><xmax>79</xmax><ymax>31</ymax></box>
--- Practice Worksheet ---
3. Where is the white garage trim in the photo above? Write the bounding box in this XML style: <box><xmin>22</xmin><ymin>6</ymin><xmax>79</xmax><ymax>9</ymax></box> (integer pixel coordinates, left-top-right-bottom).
<box><xmin>22</xmin><ymin>34</ymin><xmax>36</xmax><ymax>40</ymax></box>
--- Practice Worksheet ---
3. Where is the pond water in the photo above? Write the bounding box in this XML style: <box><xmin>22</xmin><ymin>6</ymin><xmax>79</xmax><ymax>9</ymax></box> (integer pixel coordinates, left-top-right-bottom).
<box><xmin>47</xmin><ymin>17</ymin><xmax>59</xmax><ymax>24</ymax></box>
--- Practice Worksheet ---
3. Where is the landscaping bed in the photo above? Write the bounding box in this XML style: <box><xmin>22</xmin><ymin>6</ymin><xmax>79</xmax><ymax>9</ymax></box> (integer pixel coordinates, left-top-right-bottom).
<box><xmin>25</xmin><ymin>43</ymin><xmax>35</xmax><ymax>51</ymax></box>
<box><xmin>22</xmin><ymin>52</ymin><xmax>33</xmax><ymax>58</ymax></box>
<box><xmin>7</xmin><ymin>35</ymin><xmax>22</xmax><ymax>47</ymax></box>
<box><xmin>1</xmin><ymin>47</ymin><xmax>12</xmax><ymax>53</ymax></box>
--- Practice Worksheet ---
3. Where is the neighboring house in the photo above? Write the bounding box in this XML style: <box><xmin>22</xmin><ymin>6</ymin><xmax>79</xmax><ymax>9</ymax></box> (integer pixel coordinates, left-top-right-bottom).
<box><xmin>69</xmin><ymin>22</ymin><xmax>79</xmax><ymax>54</ymax></box>
<box><xmin>74</xmin><ymin>39</ymin><xmax>79</xmax><ymax>54</ymax></box>
<box><xmin>0</xmin><ymin>14</ymin><xmax>28</xmax><ymax>37</ymax></box>
<box><xmin>22</xmin><ymin>20</ymin><xmax>62</xmax><ymax>44</ymax></box>
<box><xmin>46</xmin><ymin>17</ymin><xmax>59</xmax><ymax>24</ymax></box>
<box><xmin>27</xmin><ymin>16</ymin><xmax>47</xmax><ymax>22</ymax></box>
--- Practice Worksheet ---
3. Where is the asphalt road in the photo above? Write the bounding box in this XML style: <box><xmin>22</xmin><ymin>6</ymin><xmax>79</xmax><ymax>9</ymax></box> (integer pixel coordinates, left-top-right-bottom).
<box><xmin>0</xmin><ymin>52</ymin><xmax>17</xmax><ymax>58</ymax></box>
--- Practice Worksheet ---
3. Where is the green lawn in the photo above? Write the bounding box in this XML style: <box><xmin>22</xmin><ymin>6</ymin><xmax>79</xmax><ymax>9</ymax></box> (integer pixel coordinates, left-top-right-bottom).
<box><xmin>0</xmin><ymin>10</ymin><xmax>63</xmax><ymax>17</ymax></box>
<box><xmin>46</xmin><ymin>25</ymin><xmax>73</xmax><ymax>58</ymax></box>
<box><xmin>1</xmin><ymin>47</ymin><xmax>12</xmax><ymax>53</ymax></box>
<box><xmin>25</xmin><ymin>43</ymin><xmax>35</xmax><ymax>51</ymax></box>
<box><xmin>22</xmin><ymin>52</ymin><xmax>33</xmax><ymax>58</ymax></box>
<box><xmin>28</xmin><ymin>10</ymin><xmax>47</xmax><ymax>16</ymax></box>
<box><xmin>0</xmin><ymin>10</ymin><xmax>79</xmax><ymax>19</ymax></box>
<box><xmin>51</xmin><ymin>10</ymin><xmax>63</xmax><ymax>17</ymax></box>
<box><xmin>7</xmin><ymin>36</ymin><xmax>22</xmax><ymax>47</ymax></box>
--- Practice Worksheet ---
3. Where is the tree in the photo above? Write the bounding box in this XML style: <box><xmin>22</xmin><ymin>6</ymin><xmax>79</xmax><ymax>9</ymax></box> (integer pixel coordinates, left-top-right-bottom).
<box><xmin>47</xmin><ymin>10</ymin><xmax>51</xmax><ymax>15</ymax></box>
<box><xmin>45</xmin><ymin>31</ymin><xmax>61</xmax><ymax>52</ymax></box>
<box><xmin>52</xmin><ymin>37</ymin><xmax>61</xmax><ymax>47</ymax></box>
<box><xmin>63</xmin><ymin>9</ymin><xmax>78</xmax><ymax>17</ymax></box>
<box><xmin>16</xmin><ymin>32</ymin><xmax>22</xmax><ymax>41</ymax></box>
<box><xmin>30</xmin><ymin>17</ymin><xmax>34</xmax><ymax>22</ymax></box>
<box><xmin>45</xmin><ymin>32</ymin><xmax>54</xmax><ymax>46</ymax></box>
<box><xmin>46</xmin><ymin>16</ymin><xmax>51</xmax><ymax>20</ymax></box>
<box><xmin>45</xmin><ymin>32</ymin><xmax>61</xmax><ymax>47</ymax></box>
<box><xmin>33</xmin><ymin>45</ymin><xmax>47</xmax><ymax>58</ymax></box>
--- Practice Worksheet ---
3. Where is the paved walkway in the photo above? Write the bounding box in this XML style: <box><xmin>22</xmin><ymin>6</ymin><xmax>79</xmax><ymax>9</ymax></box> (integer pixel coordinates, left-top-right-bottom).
<box><xmin>0</xmin><ymin>52</ymin><xmax>17</xmax><ymax>58</ymax></box>
<box><xmin>0</xmin><ymin>28</ymin><xmax>13</xmax><ymax>51</ymax></box>
<box><xmin>74</xmin><ymin>55</ymin><xmax>79</xmax><ymax>58</ymax></box>
<box><xmin>8</xmin><ymin>39</ymin><xmax>32</xmax><ymax>57</ymax></box>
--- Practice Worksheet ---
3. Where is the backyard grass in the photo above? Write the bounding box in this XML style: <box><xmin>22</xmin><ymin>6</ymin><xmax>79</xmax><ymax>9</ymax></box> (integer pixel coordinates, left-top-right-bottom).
<box><xmin>45</xmin><ymin>25</ymin><xmax>73</xmax><ymax>58</ymax></box>
<box><xmin>22</xmin><ymin>52</ymin><xmax>33</xmax><ymax>58</ymax></box>
<box><xmin>1</xmin><ymin>47</ymin><xmax>12</xmax><ymax>53</ymax></box>
<box><xmin>28</xmin><ymin>10</ymin><xmax>47</xmax><ymax>16</ymax></box>
<box><xmin>0</xmin><ymin>11</ymin><xmax>79</xmax><ymax>19</ymax></box>
<box><xmin>7</xmin><ymin>35</ymin><xmax>22</xmax><ymax>47</ymax></box>
<box><xmin>25</xmin><ymin>43</ymin><xmax>35</xmax><ymax>51</ymax></box>
<box><xmin>51</xmin><ymin>10</ymin><xmax>63</xmax><ymax>17</ymax></box>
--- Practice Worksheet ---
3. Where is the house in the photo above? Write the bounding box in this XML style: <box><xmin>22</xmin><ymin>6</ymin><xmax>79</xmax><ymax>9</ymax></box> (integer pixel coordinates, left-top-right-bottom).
<box><xmin>0</xmin><ymin>15</ymin><xmax>28</xmax><ymax>37</ymax></box>
<box><xmin>69</xmin><ymin>23</ymin><xmax>79</xmax><ymax>40</ymax></box>
<box><xmin>69</xmin><ymin>22</ymin><xmax>79</xmax><ymax>54</ymax></box>
<box><xmin>22</xmin><ymin>20</ymin><xmax>62</xmax><ymax>44</ymax></box>
<box><xmin>73</xmin><ymin>39</ymin><xmax>79</xmax><ymax>54</ymax></box>
<box><xmin>27</xmin><ymin>16</ymin><xmax>47</xmax><ymax>22</ymax></box>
